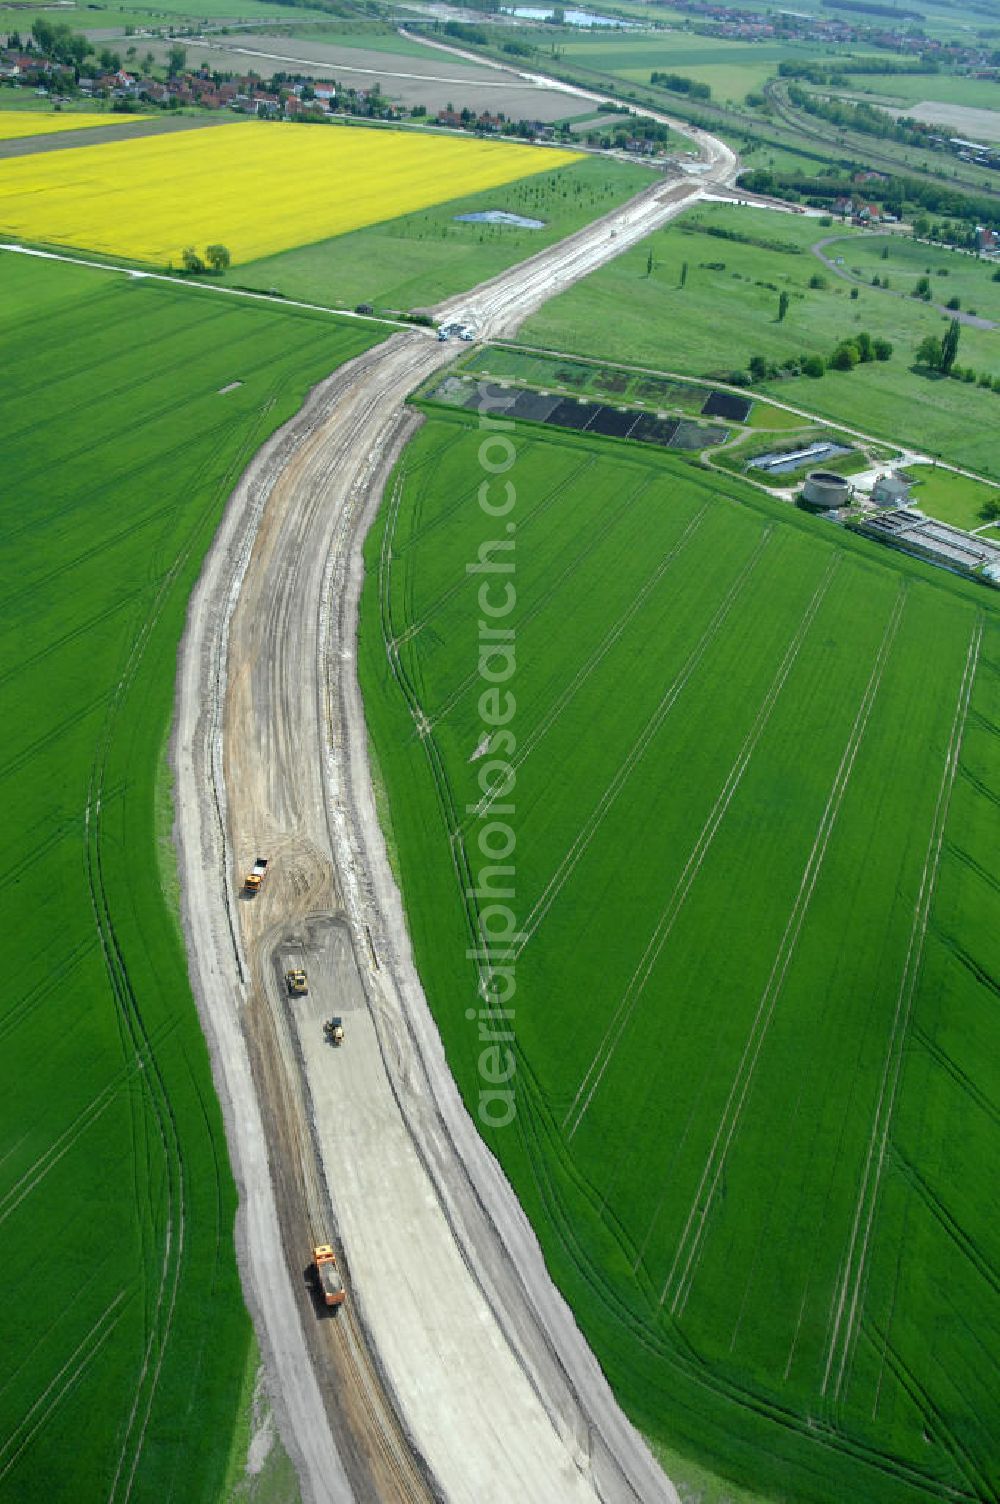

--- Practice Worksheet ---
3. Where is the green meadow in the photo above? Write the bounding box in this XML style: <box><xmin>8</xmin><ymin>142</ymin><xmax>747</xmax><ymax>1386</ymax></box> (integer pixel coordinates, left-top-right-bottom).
<box><xmin>519</xmin><ymin>204</ymin><xmax>1000</xmax><ymax>474</ymax></box>
<box><xmin>558</xmin><ymin>31</ymin><xmax>837</xmax><ymax>103</ymax></box>
<box><xmin>359</xmin><ymin>405</ymin><xmax>1000</xmax><ymax>1504</ymax></box>
<box><xmin>0</xmin><ymin>252</ymin><xmax>381</xmax><ymax>1500</ymax></box>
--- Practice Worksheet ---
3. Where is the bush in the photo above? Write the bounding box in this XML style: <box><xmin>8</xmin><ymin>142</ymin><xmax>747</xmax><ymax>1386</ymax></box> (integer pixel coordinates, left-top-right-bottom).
<box><xmin>913</xmin><ymin>275</ymin><xmax>931</xmax><ymax>299</ymax></box>
<box><xmin>803</xmin><ymin>355</ymin><xmax>826</xmax><ymax>378</ymax></box>
<box><xmin>829</xmin><ymin>342</ymin><xmax>858</xmax><ymax>370</ymax></box>
<box><xmin>963</xmin><ymin>367</ymin><xmax>976</xmax><ymax>382</ymax></box>
<box><xmin>946</xmin><ymin>295</ymin><xmax>961</xmax><ymax>310</ymax></box>
<box><xmin>850</xmin><ymin>287</ymin><xmax>859</xmax><ymax>300</ymax></box>
<box><xmin>808</xmin><ymin>272</ymin><xmax>827</xmax><ymax>289</ymax></box>
<box><xmin>873</xmin><ymin>338</ymin><xmax>893</xmax><ymax>361</ymax></box>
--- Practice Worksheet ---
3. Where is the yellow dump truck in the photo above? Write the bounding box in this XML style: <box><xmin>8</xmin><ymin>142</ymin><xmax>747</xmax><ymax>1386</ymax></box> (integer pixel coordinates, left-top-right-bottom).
<box><xmin>243</xmin><ymin>857</ymin><xmax>268</xmax><ymax>895</ymax></box>
<box><xmin>313</xmin><ymin>1245</ymin><xmax>345</xmax><ymax>1308</ymax></box>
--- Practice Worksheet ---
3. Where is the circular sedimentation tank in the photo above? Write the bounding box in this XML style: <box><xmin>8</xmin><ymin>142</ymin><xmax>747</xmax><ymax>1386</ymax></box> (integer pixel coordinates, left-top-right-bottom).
<box><xmin>801</xmin><ymin>469</ymin><xmax>851</xmax><ymax>511</ymax></box>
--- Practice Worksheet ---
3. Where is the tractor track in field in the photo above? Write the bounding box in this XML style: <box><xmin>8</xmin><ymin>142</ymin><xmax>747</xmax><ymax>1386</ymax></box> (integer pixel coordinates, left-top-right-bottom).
<box><xmin>564</xmin><ymin>552</ymin><xmax>843</xmax><ymax>1149</ymax></box>
<box><xmin>660</xmin><ymin>587</ymin><xmax>909</xmax><ymax>1321</ymax></box>
<box><xmin>823</xmin><ymin>615</ymin><xmax>984</xmax><ymax>1407</ymax></box>
<box><xmin>515</xmin><ymin>526</ymin><xmax>774</xmax><ymax>958</ymax></box>
<box><xmin>173</xmin><ymin>104</ymin><xmax>737</xmax><ymax>1504</ymax></box>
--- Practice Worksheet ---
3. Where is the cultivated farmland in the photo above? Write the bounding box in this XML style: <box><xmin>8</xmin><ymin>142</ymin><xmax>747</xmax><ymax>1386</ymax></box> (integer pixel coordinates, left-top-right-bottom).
<box><xmin>0</xmin><ymin>120</ymin><xmax>582</xmax><ymax>266</ymax></box>
<box><xmin>359</xmin><ymin>405</ymin><xmax>1000</xmax><ymax>1504</ymax></box>
<box><xmin>0</xmin><ymin>110</ymin><xmax>153</xmax><ymax>140</ymax></box>
<box><xmin>0</xmin><ymin>252</ymin><xmax>383</xmax><ymax>1500</ymax></box>
<box><xmin>226</xmin><ymin>156</ymin><xmax>656</xmax><ymax>313</ymax></box>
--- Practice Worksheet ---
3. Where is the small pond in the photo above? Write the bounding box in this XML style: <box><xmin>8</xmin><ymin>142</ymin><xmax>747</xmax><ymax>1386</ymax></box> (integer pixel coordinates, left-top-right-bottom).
<box><xmin>502</xmin><ymin>6</ymin><xmax>635</xmax><ymax>25</ymax></box>
<box><xmin>752</xmin><ymin>441</ymin><xmax>851</xmax><ymax>475</ymax></box>
<box><xmin>455</xmin><ymin>210</ymin><xmax>546</xmax><ymax>228</ymax></box>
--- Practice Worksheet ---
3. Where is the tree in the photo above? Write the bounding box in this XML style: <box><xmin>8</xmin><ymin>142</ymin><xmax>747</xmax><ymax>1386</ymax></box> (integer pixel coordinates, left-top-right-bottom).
<box><xmin>777</xmin><ymin>289</ymin><xmax>789</xmax><ymax>322</ymax></box>
<box><xmin>980</xmin><ymin>497</ymin><xmax>1000</xmax><ymax>522</ymax></box>
<box><xmin>679</xmin><ymin>260</ymin><xmax>688</xmax><ymax>288</ymax></box>
<box><xmin>913</xmin><ymin>275</ymin><xmax>931</xmax><ymax>300</ymax></box>
<box><xmin>915</xmin><ymin>333</ymin><xmax>942</xmax><ymax>368</ymax></box>
<box><xmin>855</xmin><ymin>331</ymin><xmax>874</xmax><ymax>363</ymax></box>
<box><xmin>946</xmin><ymin>294</ymin><xmax>960</xmax><ymax>310</ymax></box>
<box><xmin>802</xmin><ymin>355</ymin><xmax>825</xmax><ymax>378</ymax></box>
<box><xmin>168</xmin><ymin>43</ymin><xmax>186</xmax><ymax>75</ymax></box>
<box><xmin>646</xmin><ymin>247</ymin><xmax>654</xmax><ymax>277</ymax></box>
<box><xmin>205</xmin><ymin>244</ymin><xmax>231</xmax><ymax>272</ymax></box>
<box><xmin>829</xmin><ymin>342</ymin><xmax>858</xmax><ymax>370</ymax></box>
<box><xmin>881</xmin><ymin>244</ymin><xmax>889</xmax><ymax>260</ymax></box>
<box><xmin>749</xmin><ymin>354</ymin><xmax>768</xmax><ymax>381</ymax></box>
<box><xmin>808</xmin><ymin>272</ymin><xmax>826</xmax><ymax>290</ymax></box>
<box><xmin>850</xmin><ymin>286</ymin><xmax>859</xmax><ymax>300</ymax></box>
<box><xmin>873</xmin><ymin>338</ymin><xmax>893</xmax><ymax>361</ymax></box>
<box><xmin>181</xmin><ymin>246</ymin><xmax>205</xmax><ymax>273</ymax></box>
<box><xmin>939</xmin><ymin>316</ymin><xmax>961</xmax><ymax>374</ymax></box>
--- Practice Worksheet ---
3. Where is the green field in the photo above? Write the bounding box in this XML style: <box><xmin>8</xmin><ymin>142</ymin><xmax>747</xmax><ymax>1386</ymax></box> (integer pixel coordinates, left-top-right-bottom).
<box><xmin>359</xmin><ymin>404</ymin><xmax>1000</xmax><ymax>1504</ymax></box>
<box><xmin>559</xmin><ymin>31</ymin><xmax>838</xmax><ymax>103</ymax></box>
<box><xmin>833</xmin><ymin>72</ymin><xmax>1000</xmax><ymax>113</ymax></box>
<box><xmin>519</xmin><ymin>203</ymin><xmax>1000</xmax><ymax>474</ymax></box>
<box><xmin>823</xmin><ymin>235</ymin><xmax>1000</xmax><ymax>324</ymax></box>
<box><xmin>223</xmin><ymin>155</ymin><xmax>655</xmax><ymax>312</ymax></box>
<box><xmin>0</xmin><ymin>253</ymin><xmax>382</xmax><ymax>1500</ymax></box>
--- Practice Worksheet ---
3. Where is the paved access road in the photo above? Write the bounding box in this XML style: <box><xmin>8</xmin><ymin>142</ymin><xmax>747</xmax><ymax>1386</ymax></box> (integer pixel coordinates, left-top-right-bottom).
<box><xmin>173</xmin><ymin>104</ymin><xmax>737</xmax><ymax>1504</ymax></box>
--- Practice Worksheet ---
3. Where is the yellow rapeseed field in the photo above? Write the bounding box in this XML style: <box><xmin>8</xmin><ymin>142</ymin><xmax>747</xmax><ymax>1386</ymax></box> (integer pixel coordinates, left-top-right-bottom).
<box><xmin>0</xmin><ymin>120</ymin><xmax>582</xmax><ymax>264</ymax></box>
<box><xmin>0</xmin><ymin>110</ymin><xmax>152</xmax><ymax>140</ymax></box>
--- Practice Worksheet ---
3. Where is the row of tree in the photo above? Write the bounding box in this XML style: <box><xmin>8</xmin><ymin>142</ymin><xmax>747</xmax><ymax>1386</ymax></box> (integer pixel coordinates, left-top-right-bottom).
<box><xmin>742</xmin><ymin>330</ymin><xmax>893</xmax><ymax>385</ymax></box>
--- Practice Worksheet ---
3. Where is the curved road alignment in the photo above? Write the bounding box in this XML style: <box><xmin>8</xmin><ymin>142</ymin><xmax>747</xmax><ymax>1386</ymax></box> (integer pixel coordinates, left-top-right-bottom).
<box><xmin>173</xmin><ymin>114</ymin><xmax>736</xmax><ymax>1504</ymax></box>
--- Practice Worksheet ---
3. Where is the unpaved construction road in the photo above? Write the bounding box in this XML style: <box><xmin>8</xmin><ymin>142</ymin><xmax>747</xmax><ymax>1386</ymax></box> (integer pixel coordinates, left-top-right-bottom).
<box><xmin>173</xmin><ymin>107</ymin><xmax>736</xmax><ymax>1504</ymax></box>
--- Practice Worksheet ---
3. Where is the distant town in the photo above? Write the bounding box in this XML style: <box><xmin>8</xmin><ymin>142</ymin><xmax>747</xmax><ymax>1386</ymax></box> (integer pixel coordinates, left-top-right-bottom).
<box><xmin>0</xmin><ymin>22</ymin><xmax>673</xmax><ymax>152</ymax></box>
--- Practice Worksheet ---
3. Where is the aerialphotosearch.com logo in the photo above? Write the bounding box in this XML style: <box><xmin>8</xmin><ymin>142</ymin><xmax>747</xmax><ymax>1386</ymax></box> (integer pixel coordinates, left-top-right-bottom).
<box><xmin>465</xmin><ymin>381</ymin><xmax>519</xmax><ymax>1131</ymax></box>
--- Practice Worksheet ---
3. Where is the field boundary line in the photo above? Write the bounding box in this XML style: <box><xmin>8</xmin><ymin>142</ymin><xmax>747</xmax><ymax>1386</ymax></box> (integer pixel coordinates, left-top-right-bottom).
<box><xmin>822</xmin><ymin>614</ymin><xmax>984</xmax><ymax>1405</ymax></box>
<box><xmin>0</xmin><ymin>243</ymin><xmax>413</xmax><ymax>331</ymax></box>
<box><xmin>516</xmin><ymin>526</ymin><xmax>775</xmax><ymax>957</ymax></box>
<box><xmin>565</xmin><ymin>553</ymin><xmax>842</xmax><ymax>1144</ymax></box>
<box><xmin>658</xmin><ymin>586</ymin><xmax>907</xmax><ymax>1317</ymax></box>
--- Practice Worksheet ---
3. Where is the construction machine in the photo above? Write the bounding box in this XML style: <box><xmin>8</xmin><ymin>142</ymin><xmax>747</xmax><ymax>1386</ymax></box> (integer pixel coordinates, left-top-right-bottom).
<box><xmin>323</xmin><ymin>1016</ymin><xmax>345</xmax><ymax>1046</ymax></box>
<box><xmin>285</xmin><ymin>968</ymin><xmax>308</xmax><ymax>996</ymax></box>
<box><xmin>243</xmin><ymin>857</ymin><xmax>268</xmax><ymax>895</ymax></box>
<box><xmin>312</xmin><ymin>1244</ymin><xmax>345</xmax><ymax>1308</ymax></box>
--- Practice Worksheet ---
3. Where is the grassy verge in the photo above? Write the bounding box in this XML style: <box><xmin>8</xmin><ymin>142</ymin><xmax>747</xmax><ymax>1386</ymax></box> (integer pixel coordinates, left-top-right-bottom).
<box><xmin>222</xmin><ymin>1338</ymin><xmax>301</xmax><ymax>1504</ymax></box>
